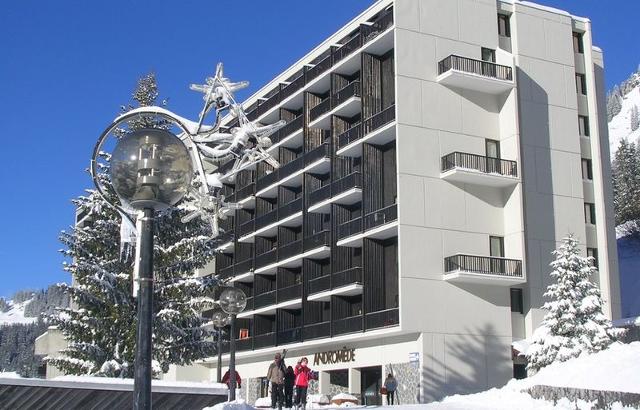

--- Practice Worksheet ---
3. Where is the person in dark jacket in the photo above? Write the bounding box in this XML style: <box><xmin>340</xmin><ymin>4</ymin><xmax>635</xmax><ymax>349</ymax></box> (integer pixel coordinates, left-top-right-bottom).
<box><xmin>283</xmin><ymin>366</ymin><xmax>295</xmax><ymax>408</ymax></box>
<box><xmin>222</xmin><ymin>369</ymin><xmax>242</xmax><ymax>390</ymax></box>
<box><xmin>293</xmin><ymin>357</ymin><xmax>313</xmax><ymax>410</ymax></box>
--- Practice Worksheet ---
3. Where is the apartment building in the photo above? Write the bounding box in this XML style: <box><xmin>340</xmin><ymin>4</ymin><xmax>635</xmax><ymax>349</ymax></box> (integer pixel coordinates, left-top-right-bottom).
<box><xmin>192</xmin><ymin>0</ymin><xmax>620</xmax><ymax>404</ymax></box>
<box><xmin>36</xmin><ymin>0</ymin><xmax>619</xmax><ymax>403</ymax></box>
<box><xmin>178</xmin><ymin>0</ymin><xmax>622</xmax><ymax>403</ymax></box>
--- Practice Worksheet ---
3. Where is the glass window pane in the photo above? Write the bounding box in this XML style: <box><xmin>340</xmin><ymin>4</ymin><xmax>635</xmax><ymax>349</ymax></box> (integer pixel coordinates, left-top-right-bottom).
<box><xmin>490</xmin><ymin>236</ymin><xmax>504</xmax><ymax>257</ymax></box>
<box><xmin>486</xmin><ymin>140</ymin><xmax>500</xmax><ymax>158</ymax></box>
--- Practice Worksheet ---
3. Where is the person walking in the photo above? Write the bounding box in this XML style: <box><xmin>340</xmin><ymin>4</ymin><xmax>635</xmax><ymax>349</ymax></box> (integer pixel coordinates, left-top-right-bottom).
<box><xmin>293</xmin><ymin>357</ymin><xmax>313</xmax><ymax>410</ymax></box>
<box><xmin>222</xmin><ymin>368</ymin><xmax>242</xmax><ymax>390</ymax></box>
<box><xmin>284</xmin><ymin>366</ymin><xmax>295</xmax><ymax>409</ymax></box>
<box><xmin>267</xmin><ymin>352</ymin><xmax>287</xmax><ymax>410</ymax></box>
<box><xmin>383</xmin><ymin>373</ymin><xmax>398</xmax><ymax>405</ymax></box>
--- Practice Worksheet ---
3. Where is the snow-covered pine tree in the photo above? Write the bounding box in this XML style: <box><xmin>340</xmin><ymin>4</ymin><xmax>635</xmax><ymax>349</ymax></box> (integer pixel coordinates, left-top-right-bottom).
<box><xmin>47</xmin><ymin>73</ymin><xmax>219</xmax><ymax>377</ymax></box>
<box><xmin>526</xmin><ymin>234</ymin><xmax>624</xmax><ymax>372</ymax></box>
<box><xmin>612</xmin><ymin>139</ymin><xmax>640</xmax><ymax>226</ymax></box>
<box><xmin>607</xmin><ymin>86</ymin><xmax>623</xmax><ymax>122</ymax></box>
<box><xmin>630</xmin><ymin>105</ymin><xmax>640</xmax><ymax>132</ymax></box>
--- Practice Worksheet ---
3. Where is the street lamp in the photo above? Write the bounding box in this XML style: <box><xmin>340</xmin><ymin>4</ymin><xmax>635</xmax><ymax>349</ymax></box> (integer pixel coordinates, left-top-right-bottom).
<box><xmin>219</xmin><ymin>287</ymin><xmax>247</xmax><ymax>401</ymax></box>
<box><xmin>110</xmin><ymin>128</ymin><xmax>193</xmax><ymax>410</ymax></box>
<box><xmin>210</xmin><ymin>309</ymin><xmax>231</xmax><ymax>383</ymax></box>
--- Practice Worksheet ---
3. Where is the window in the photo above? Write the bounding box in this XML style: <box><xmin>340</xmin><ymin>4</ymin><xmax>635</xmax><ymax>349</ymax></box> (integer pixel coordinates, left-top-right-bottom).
<box><xmin>581</xmin><ymin>159</ymin><xmax>593</xmax><ymax>180</ymax></box>
<box><xmin>498</xmin><ymin>14</ymin><xmax>511</xmax><ymax>37</ymax></box>
<box><xmin>513</xmin><ymin>364</ymin><xmax>527</xmax><ymax>380</ymax></box>
<box><xmin>579</xmin><ymin>116</ymin><xmax>590</xmax><ymax>137</ymax></box>
<box><xmin>481</xmin><ymin>47</ymin><xmax>496</xmax><ymax>63</ymax></box>
<box><xmin>587</xmin><ymin>248</ymin><xmax>599</xmax><ymax>269</ymax></box>
<box><xmin>584</xmin><ymin>203</ymin><xmax>596</xmax><ymax>224</ymax></box>
<box><xmin>485</xmin><ymin>139</ymin><xmax>501</xmax><ymax>159</ymax></box>
<box><xmin>490</xmin><ymin>236</ymin><xmax>505</xmax><ymax>274</ymax></box>
<box><xmin>490</xmin><ymin>236</ymin><xmax>505</xmax><ymax>257</ymax></box>
<box><xmin>510</xmin><ymin>288</ymin><xmax>524</xmax><ymax>314</ymax></box>
<box><xmin>576</xmin><ymin>74</ymin><xmax>587</xmax><ymax>95</ymax></box>
<box><xmin>573</xmin><ymin>32</ymin><xmax>584</xmax><ymax>54</ymax></box>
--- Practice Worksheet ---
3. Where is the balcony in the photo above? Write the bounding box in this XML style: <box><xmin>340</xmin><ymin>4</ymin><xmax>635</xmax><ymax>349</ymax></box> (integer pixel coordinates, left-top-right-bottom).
<box><xmin>238</xmin><ymin>220</ymin><xmax>255</xmax><ymax>237</ymax></box>
<box><xmin>233</xmin><ymin>183</ymin><xmax>256</xmax><ymax>209</ymax></box>
<box><xmin>337</xmin><ymin>105</ymin><xmax>396</xmax><ymax>157</ymax></box>
<box><xmin>444</xmin><ymin>254</ymin><xmax>525</xmax><ymax>285</ymax></box>
<box><xmin>365</xmin><ymin>308</ymin><xmax>399</xmax><ymax>330</ymax></box>
<box><xmin>255</xmin><ymin>249</ymin><xmax>277</xmax><ymax>270</ymax></box>
<box><xmin>255</xmin><ymin>209</ymin><xmax>278</xmax><ymax>230</ymax></box>
<box><xmin>256</xmin><ymin>147</ymin><xmax>330</xmax><ymax>198</ymax></box>
<box><xmin>441</xmin><ymin>152</ymin><xmax>519</xmax><ymax>187</ymax></box>
<box><xmin>337</xmin><ymin>204</ymin><xmax>398</xmax><ymax>247</ymax></box>
<box><xmin>304</xmin><ymin>143</ymin><xmax>331</xmax><ymax>172</ymax></box>
<box><xmin>309</xmin><ymin>172</ymin><xmax>362</xmax><ymax>214</ymax></box>
<box><xmin>238</xmin><ymin>286</ymin><xmax>303</xmax><ymax>318</ymax></box>
<box><xmin>307</xmin><ymin>267</ymin><xmax>363</xmax><ymax>302</ymax></box>
<box><xmin>277</xmin><ymin>283</ymin><xmax>302</xmax><ymax>303</ymax></box>
<box><xmin>309</xmin><ymin>81</ymin><xmax>362</xmax><ymax>130</ymax></box>
<box><xmin>229</xmin><ymin>258</ymin><xmax>255</xmax><ymax>283</ymax></box>
<box><xmin>254</xmin><ymin>229</ymin><xmax>331</xmax><ymax>275</ymax></box>
<box><xmin>332</xmin><ymin>315</ymin><xmax>363</xmax><ymax>336</ymax></box>
<box><xmin>277</xmin><ymin>327</ymin><xmax>302</xmax><ymax>345</ymax></box>
<box><xmin>236</xmin><ymin>337</ymin><xmax>253</xmax><ymax>352</ymax></box>
<box><xmin>302</xmin><ymin>321</ymin><xmax>330</xmax><ymax>341</ymax></box>
<box><xmin>254</xmin><ymin>290</ymin><xmax>277</xmax><ymax>310</ymax></box>
<box><xmin>437</xmin><ymin>55</ymin><xmax>514</xmax><ymax>95</ymax></box>
<box><xmin>215</xmin><ymin>232</ymin><xmax>234</xmax><ymax>253</ymax></box>
<box><xmin>267</xmin><ymin>115</ymin><xmax>304</xmax><ymax>153</ymax></box>
<box><xmin>303</xmin><ymin>230</ymin><xmax>331</xmax><ymax>251</ymax></box>
<box><xmin>278</xmin><ymin>240</ymin><xmax>303</xmax><ymax>261</ymax></box>
<box><xmin>253</xmin><ymin>332</ymin><xmax>277</xmax><ymax>350</ymax></box>
<box><xmin>239</xmin><ymin>199</ymin><xmax>303</xmax><ymax>243</ymax></box>
<box><xmin>244</xmin><ymin>10</ymin><xmax>394</xmax><ymax>126</ymax></box>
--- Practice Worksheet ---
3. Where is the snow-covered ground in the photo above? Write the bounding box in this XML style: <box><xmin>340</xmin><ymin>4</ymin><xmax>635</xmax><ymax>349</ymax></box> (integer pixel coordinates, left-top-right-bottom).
<box><xmin>207</xmin><ymin>343</ymin><xmax>640</xmax><ymax>410</ymax></box>
<box><xmin>0</xmin><ymin>299</ymin><xmax>37</xmax><ymax>326</ymax></box>
<box><xmin>609</xmin><ymin>80</ymin><xmax>640</xmax><ymax>157</ymax></box>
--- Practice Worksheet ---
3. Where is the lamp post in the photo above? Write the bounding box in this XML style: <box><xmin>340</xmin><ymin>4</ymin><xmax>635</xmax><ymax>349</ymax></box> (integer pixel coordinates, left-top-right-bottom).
<box><xmin>219</xmin><ymin>287</ymin><xmax>247</xmax><ymax>401</ymax></box>
<box><xmin>109</xmin><ymin>128</ymin><xmax>193</xmax><ymax>410</ymax></box>
<box><xmin>210</xmin><ymin>309</ymin><xmax>231</xmax><ymax>383</ymax></box>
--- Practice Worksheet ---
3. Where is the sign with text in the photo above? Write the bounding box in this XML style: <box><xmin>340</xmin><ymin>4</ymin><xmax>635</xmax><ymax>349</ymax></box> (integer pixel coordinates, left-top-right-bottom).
<box><xmin>313</xmin><ymin>347</ymin><xmax>356</xmax><ymax>366</ymax></box>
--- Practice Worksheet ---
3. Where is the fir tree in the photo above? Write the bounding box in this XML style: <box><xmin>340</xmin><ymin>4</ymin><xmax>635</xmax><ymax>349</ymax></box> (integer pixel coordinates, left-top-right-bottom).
<box><xmin>526</xmin><ymin>235</ymin><xmax>624</xmax><ymax>372</ymax></box>
<box><xmin>606</xmin><ymin>87</ymin><xmax>622</xmax><ymax>122</ymax></box>
<box><xmin>47</xmin><ymin>74</ymin><xmax>218</xmax><ymax>377</ymax></box>
<box><xmin>612</xmin><ymin>139</ymin><xmax>640</xmax><ymax>226</ymax></box>
<box><xmin>630</xmin><ymin>105</ymin><xmax>640</xmax><ymax>132</ymax></box>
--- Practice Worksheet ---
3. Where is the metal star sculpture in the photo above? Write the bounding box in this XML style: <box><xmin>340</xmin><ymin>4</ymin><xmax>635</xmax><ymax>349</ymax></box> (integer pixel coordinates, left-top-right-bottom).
<box><xmin>91</xmin><ymin>63</ymin><xmax>285</xmax><ymax>245</ymax></box>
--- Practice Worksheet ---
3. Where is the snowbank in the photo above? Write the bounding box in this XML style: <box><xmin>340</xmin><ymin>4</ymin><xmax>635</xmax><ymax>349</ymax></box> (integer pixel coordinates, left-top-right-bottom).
<box><xmin>518</xmin><ymin>342</ymin><xmax>640</xmax><ymax>394</ymax></box>
<box><xmin>0</xmin><ymin>372</ymin><xmax>22</xmax><ymax>378</ymax></box>
<box><xmin>203</xmin><ymin>399</ymin><xmax>255</xmax><ymax>410</ymax></box>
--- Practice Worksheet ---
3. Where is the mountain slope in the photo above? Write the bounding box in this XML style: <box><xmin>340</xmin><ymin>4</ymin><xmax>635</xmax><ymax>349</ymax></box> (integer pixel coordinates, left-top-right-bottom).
<box><xmin>609</xmin><ymin>68</ymin><xmax>640</xmax><ymax>319</ymax></box>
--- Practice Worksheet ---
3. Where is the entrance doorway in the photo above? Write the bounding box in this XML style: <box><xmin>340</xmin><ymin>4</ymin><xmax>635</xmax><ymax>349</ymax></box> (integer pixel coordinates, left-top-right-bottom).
<box><xmin>360</xmin><ymin>366</ymin><xmax>382</xmax><ymax>405</ymax></box>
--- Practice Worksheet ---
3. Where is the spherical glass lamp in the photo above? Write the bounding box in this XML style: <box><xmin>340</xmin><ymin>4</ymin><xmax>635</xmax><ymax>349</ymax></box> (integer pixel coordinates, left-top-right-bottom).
<box><xmin>210</xmin><ymin>309</ymin><xmax>231</xmax><ymax>328</ymax></box>
<box><xmin>110</xmin><ymin>128</ymin><xmax>193</xmax><ymax>211</ymax></box>
<box><xmin>219</xmin><ymin>287</ymin><xmax>247</xmax><ymax>315</ymax></box>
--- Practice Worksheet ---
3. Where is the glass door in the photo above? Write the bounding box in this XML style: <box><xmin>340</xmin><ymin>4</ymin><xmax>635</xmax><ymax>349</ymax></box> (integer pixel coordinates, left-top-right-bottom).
<box><xmin>360</xmin><ymin>366</ymin><xmax>382</xmax><ymax>405</ymax></box>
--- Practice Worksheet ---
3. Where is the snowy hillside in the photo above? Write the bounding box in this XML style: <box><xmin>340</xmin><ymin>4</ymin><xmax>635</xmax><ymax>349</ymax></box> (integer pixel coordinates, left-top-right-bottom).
<box><xmin>0</xmin><ymin>299</ymin><xmax>37</xmax><ymax>326</ymax></box>
<box><xmin>608</xmin><ymin>70</ymin><xmax>640</xmax><ymax>157</ymax></box>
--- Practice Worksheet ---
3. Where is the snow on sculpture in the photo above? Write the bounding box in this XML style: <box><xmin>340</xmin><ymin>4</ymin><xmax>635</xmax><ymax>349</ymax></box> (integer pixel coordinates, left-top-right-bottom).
<box><xmin>90</xmin><ymin>63</ymin><xmax>285</xmax><ymax>244</ymax></box>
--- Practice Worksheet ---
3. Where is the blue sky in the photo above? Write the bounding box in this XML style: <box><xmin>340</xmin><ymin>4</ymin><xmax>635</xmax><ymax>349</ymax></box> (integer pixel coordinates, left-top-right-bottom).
<box><xmin>0</xmin><ymin>1</ymin><xmax>638</xmax><ymax>298</ymax></box>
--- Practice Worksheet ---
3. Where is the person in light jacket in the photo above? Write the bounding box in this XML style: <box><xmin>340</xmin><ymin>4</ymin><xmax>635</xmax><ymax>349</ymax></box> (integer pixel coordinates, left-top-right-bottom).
<box><xmin>267</xmin><ymin>353</ymin><xmax>286</xmax><ymax>410</ymax></box>
<box><xmin>383</xmin><ymin>373</ymin><xmax>398</xmax><ymax>405</ymax></box>
<box><xmin>293</xmin><ymin>357</ymin><xmax>313</xmax><ymax>410</ymax></box>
